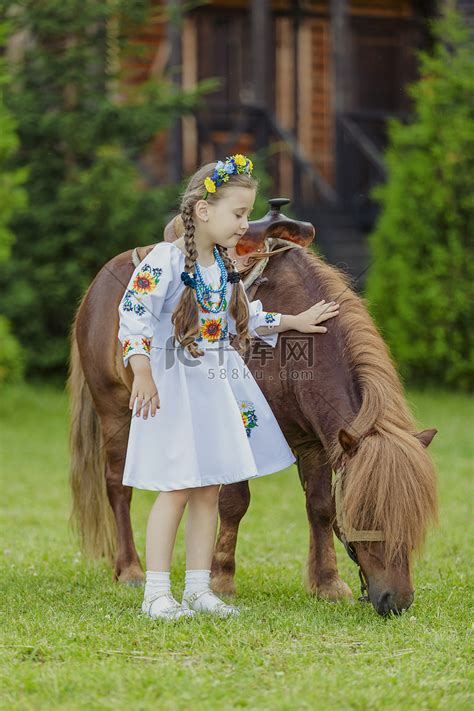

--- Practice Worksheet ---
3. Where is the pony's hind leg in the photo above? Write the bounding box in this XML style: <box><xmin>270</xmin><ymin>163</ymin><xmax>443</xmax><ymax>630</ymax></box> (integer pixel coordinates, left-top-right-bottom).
<box><xmin>105</xmin><ymin>467</ymin><xmax>144</xmax><ymax>586</ymax></box>
<box><xmin>101</xmin><ymin>412</ymin><xmax>145</xmax><ymax>586</ymax></box>
<box><xmin>211</xmin><ymin>481</ymin><xmax>250</xmax><ymax>595</ymax></box>
<box><xmin>299</xmin><ymin>444</ymin><xmax>353</xmax><ymax>601</ymax></box>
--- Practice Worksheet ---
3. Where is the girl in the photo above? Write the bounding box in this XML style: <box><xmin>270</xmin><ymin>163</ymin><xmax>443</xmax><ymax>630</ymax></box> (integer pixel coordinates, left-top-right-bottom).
<box><xmin>118</xmin><ymin>154</ymin><xmax>339</xmax><ymax>620</ymax></box>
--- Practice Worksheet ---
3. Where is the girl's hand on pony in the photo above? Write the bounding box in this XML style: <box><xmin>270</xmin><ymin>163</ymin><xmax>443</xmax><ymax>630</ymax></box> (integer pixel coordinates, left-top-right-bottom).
<box><xmin>129</xmin><ymin>372</ymin><xmax>161</xmax><ymax>419</ymax></box>
<box><xmin>294</xmin><ymin>300</ymin><xmax>339</xmax><ymax>334</ymax></box>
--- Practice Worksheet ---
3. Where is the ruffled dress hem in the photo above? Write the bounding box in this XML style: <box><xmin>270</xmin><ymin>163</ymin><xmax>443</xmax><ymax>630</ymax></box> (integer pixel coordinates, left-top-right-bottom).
<box><xmin>123</xmin><ymin>451</ymin><xmax>296</xmax><ymax>492</ymax></box>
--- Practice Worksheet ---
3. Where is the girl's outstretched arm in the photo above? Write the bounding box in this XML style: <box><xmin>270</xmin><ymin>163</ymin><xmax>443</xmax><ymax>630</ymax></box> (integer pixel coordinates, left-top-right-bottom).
<box><xmin>255</xmin><ymin>300</ymin><xmax>339</xmax><ymax>337</ymax></box>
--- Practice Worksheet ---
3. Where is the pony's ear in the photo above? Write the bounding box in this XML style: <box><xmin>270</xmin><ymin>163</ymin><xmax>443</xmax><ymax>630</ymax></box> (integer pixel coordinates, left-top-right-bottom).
<box><xmin>164</xmin><ymin>214</ymin><xmax>184</xmax><ymax>242</ymax></box>
<box><xmin>414</xmin><ymin>428</ymin><xmax>438</xmax><ymax>448</ymax></box>
<box><xmin>338</xmin><ymin>429</ymin><xmax>358</xmax><ymax>453</ymax></box>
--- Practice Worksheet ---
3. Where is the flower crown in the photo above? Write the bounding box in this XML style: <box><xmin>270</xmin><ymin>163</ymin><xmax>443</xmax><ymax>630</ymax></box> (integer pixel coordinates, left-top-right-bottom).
<box><xmin>203</xmin><ymin>153</ymin><xmax>254</xmax><ymax>199</ymax></box>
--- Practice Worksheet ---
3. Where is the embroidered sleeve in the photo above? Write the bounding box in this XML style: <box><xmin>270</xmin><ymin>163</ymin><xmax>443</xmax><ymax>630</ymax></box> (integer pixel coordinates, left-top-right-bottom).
<box><xmin>228</xmin><ymin>283</ymin><xmax>282</xmax><ymax>348</ymax></box>
<box><xmin>247</xmin><ymin>299</ymin><xmax>282</xmax><ymax>347</ymax></box>
<box><xmin>118</xmin><ymin>244</ymin><xmax>173</xmax><ymax>368</ymax></box>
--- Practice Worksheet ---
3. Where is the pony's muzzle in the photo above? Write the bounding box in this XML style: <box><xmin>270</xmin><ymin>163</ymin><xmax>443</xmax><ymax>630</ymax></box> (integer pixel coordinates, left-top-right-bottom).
<box><xmin>375</xmin><ymin>589</ymin><xmax>414</xmax><ymax>616</ymax></box>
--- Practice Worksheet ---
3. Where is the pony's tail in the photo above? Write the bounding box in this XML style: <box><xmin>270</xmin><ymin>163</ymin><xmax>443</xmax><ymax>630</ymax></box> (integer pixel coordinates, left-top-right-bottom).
<box><xmin>67</xmin><ymin>322</ymin><xmax>117</xmax><ymax>564</ymax></box>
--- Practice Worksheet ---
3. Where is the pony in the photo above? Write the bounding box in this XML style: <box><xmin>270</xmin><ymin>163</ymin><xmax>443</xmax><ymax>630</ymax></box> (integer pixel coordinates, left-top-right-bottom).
<box><xmin>67</xmin><ymin>213</ymin><xmax>438</xmax><ymax>616</ymax></box>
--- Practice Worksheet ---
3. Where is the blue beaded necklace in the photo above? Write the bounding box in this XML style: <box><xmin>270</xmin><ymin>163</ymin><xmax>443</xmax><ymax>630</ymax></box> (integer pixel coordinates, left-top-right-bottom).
<box><xmin>193</xmin><ymin>246</ymin><xmax>228</xmax><ymax>314</ymax></box>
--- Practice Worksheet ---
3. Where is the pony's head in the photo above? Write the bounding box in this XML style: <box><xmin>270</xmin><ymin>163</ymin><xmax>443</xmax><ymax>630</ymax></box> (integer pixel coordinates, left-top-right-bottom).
<box><xmin>335</xmin><ymin>425</ymin><xmax>438</xmax><ymax>616</ymax></box>
<box><xmin>308</xmin><ymin>250</ymin><xmax>440</xmax><ymax>617</ymax></box>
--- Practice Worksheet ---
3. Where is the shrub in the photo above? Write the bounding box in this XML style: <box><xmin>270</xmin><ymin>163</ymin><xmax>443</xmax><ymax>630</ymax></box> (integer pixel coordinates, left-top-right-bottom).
<box><xmin>366</xmin><ymin>8</ymin><xmax>474</xmax><ymax>391</ymax></box>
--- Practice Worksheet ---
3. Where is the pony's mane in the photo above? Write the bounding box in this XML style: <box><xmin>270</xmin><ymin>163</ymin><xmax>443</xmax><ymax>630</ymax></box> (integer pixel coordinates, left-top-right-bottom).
<box><xmin>301</xmin><ymin>248</ymin><xmax>438</xmax><ymax>563</ymax></box>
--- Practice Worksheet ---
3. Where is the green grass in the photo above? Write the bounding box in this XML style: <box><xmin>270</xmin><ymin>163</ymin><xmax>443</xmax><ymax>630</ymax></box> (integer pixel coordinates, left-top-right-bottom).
<box><xmin>0</xmin><ymin>382</ymin><xmax>472</xmax><ymax>710</ymax></box>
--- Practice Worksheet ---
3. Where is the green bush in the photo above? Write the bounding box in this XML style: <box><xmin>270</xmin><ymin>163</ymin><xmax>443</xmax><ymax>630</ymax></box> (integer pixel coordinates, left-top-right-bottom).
<box><xmin>366</xmin><ymin>8</ymin><xmax>474</xmax><ymax>391</ymax></box>
<box><xmin>0</xmin><ymin>315</ymin><xmax>25</xmax><ymax>383</ymax></box>
<box><xmin>0</xmin><ymin>1</ymin><xmax>214</xmax><ymax>377</ymax></box>
<box><xmin>0</xmin><ymin>20</ymin><xmax>27</xmax><ymax>383</ymax></box>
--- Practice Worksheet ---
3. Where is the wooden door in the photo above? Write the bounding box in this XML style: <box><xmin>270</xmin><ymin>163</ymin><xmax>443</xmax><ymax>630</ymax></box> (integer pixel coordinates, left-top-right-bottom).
<box><xmin>194</xmin><ymin>7</ymin><xmax>276</xmax><ymax>158</ymax></box>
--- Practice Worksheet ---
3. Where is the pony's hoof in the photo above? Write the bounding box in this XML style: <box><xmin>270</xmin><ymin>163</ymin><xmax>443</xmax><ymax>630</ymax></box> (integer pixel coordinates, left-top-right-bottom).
<box><xmin>316</xmin><ymin>578</ymin><xmax>354</xmax><ymax>602</ymax></box>
<box><xmin>115</xmin><ymin>565</ymin><xmax>145</xmax><ymax>586</ymax></box>
<box><xmin>211</xmin><ymin>574</ymin><xmax>236</xmax><ymax>596</ymax></box>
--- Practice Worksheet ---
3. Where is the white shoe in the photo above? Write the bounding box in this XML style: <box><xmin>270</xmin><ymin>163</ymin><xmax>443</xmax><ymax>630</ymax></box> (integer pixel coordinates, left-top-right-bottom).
<box><xmin>141</xmin><ymin>592</ymin><xmax>196</xmax><ymax>621</ymax></box>
<box><xmin>182</xmin><ymin>588</ymin><xmax>240</xmax><ymax>617</ymax></box>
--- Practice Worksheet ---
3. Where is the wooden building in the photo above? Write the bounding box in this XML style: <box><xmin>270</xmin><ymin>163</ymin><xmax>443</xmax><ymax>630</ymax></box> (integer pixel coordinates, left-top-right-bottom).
<box><xmin>122</xmin><ymin>0</ymin><xmax>468</xmax><ymax>286</ymax></box>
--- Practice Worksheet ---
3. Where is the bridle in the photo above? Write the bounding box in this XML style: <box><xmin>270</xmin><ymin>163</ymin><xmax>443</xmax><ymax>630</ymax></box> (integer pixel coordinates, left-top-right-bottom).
<box><xmin>332</xmin><ymin>427</ymin><xmax>385</xmax><ymax>601</ymax></box>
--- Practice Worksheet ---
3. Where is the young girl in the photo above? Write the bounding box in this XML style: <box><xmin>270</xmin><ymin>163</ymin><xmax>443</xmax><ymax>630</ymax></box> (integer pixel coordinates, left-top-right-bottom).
<box><xmin>118</xmin><ymin>154</ymin><xmax>339</xmax><ymax>620</ymax></box>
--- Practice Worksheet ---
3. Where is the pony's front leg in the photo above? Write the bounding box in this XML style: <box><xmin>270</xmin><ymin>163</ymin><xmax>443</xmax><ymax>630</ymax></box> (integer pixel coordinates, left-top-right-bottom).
<box><xmin>299</xmin><ymin>446</ymin><xmax>353</xmax><ymax>601</ymax></box>
<box><xmin>211</xmin><ymin>481</ymin><xmax>250</xmax><ymax>595</ymax></box>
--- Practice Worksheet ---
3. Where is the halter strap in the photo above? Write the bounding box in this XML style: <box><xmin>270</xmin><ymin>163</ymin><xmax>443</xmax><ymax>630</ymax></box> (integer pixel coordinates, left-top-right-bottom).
<box><xmin>332</xmin><ymin>469</ymin><xmax>385</xmax><ymax>543</ymax></box>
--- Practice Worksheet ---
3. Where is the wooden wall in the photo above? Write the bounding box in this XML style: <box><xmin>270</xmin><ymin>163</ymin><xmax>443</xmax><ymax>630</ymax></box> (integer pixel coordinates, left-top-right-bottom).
<box><xmin>275</xmin><ymin>14</ymin><xmax>333</xmax><ymax>192</ymax></box>
<box><xmin>120</xmin><ymin>0</ymin><xmax>421</xmax><ymax>192</ymax></box>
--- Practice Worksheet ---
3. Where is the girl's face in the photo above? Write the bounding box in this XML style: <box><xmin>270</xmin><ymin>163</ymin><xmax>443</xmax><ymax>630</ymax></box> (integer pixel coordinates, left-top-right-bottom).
<box><xmin>196</xmin><ymin>186</ymin><xmax>256</xmax><ymax>250</ymax></box>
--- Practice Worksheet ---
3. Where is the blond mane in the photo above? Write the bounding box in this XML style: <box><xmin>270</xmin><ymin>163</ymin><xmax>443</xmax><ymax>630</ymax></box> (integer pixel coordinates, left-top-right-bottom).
<box><xmin>302</xmin><ymin>249</ymin><xmax>438</xmax><ymax>563</ymax></box>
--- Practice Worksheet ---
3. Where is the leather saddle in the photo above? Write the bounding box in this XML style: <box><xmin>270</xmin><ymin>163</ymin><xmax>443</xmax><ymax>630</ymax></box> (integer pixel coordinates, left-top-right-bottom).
<box><xmin>132</xmin><ymin>198</ymin><xmax>315</xmax><ymax>300</ymax></box>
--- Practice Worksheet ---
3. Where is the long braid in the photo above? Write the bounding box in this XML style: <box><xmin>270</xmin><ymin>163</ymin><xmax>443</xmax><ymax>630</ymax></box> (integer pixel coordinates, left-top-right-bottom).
<box><xmin>215</xmin><ymin>244</ymin><xmax>234</xmax><ymax>279</ymax></box>
<box><xmin>216</xmin><ymin>244</ymin><xmax>252</xmax><ymax>356</ymax></box>
<box><xmin>171</xmin><ymin>201</ymin><xmax>204</xmax><ymax>358</ymax></box>
<box><xmin>182</xmin><ymin>203</ymin><xmax>199</xmax><ymax>272</ymax></box>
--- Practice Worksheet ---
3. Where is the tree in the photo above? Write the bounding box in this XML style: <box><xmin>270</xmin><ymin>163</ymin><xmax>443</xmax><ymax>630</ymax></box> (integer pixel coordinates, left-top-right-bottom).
<box><xmin>0</xmin><ymin>18</ymin><xmax>27</xmax><ymax>382</ymax></box>
<box><xmin>366</xmin><ymin>7</ymin><xmax>474</xmax><ymax>391</ymax></box>
<box><xmin>0</xmin><ymin>0</ymin><xmax>213</xmax><ymax>376</ymax></box>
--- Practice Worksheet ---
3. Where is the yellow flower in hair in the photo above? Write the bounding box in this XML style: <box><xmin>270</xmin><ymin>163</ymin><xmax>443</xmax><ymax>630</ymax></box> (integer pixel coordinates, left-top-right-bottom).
<box><xmin>204</xmin><ymin>177</ymin><xmax>216</xmax><ymax>193</ymax></box>
<box><xmin>234</xmin><ymin>154</ymin><xmax>246</xmax><ymax>167</ymax></box>
<box><xmin>248</xmin><ymin>158</ymin><xmax>253</xmax><ymax>171</ymax></box>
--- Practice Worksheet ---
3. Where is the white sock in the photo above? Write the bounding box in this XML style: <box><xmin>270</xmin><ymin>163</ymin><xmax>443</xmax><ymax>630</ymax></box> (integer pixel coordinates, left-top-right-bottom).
<box><xmin>144</xmin><ymin>570</ymin><xmax>171</xmax><ymax>600</ymax></box>
<box><xmin>183</xmin><ymin>569</ymin><xmax>212</xmax><ymax>596</ymax></box>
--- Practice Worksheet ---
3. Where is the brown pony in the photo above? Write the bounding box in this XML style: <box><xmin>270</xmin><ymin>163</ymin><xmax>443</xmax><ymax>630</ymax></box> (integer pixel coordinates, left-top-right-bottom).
<box><xmin>67</xmin><ymin>221</ymin><xmax>438</xmax><ymax>617</ymax></box>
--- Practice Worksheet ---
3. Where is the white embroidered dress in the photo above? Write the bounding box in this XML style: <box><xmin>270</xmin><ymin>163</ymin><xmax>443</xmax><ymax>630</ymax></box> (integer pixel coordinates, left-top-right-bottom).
<box><xmin>118</xmin><ymin>241</ymin><xmax>296</xmax><ymax>491</ymax></box>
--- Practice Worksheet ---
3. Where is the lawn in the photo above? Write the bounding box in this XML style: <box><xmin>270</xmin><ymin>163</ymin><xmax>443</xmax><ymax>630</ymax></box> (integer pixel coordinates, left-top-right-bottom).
<box><xmin>0</xmin><ymin>382</ymin><xmax>472</xmax><ymax>709</ymax></box>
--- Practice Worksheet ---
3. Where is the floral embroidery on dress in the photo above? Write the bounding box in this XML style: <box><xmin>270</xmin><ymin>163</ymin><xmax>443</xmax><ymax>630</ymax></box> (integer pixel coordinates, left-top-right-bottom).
<box><xmin>132</xmin><ymin>263</ymin><xmax>162</xmax><ymax>294</ymax></box>
<box><xmin>122</xmin><ymin>336</ymin><xmax>151</xmax><ymax>359</ymax></box>
<box><xmin>239</xmin><ymin>400</ymin><xmax>258</xmax><ymax>438</ymax></box>
<box><xmin>264</xmin><ymin>311</ymin><xmax>278</xmax><ymax>324</ymax></box>
<box><xmin>121</xmin><ymin>290</ymin><xmax>146</xmax><ymax>316</ymax></box>
<box><xmin>141</xmin><ymin>336</ymin><xmax>152</xmax><ymax>353</ymax></box>
<box><xmin>196</xmin><ymin>316</ymin><xmax>228</xmax><ymax>343</ymax></box>
<box><xmin>122</xmin><ymin>338</ymin><xmax>133</xmax><ymax>358</ymax></box>
<box><xmin>220</xmin><ymin>321</ymin><xmax>229</xmax><ymax>339</ymax></box>
<box><xmin>120</xmin><ymin>263</ymin><xmax>163</xmax><ymax>317</ymax></box>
